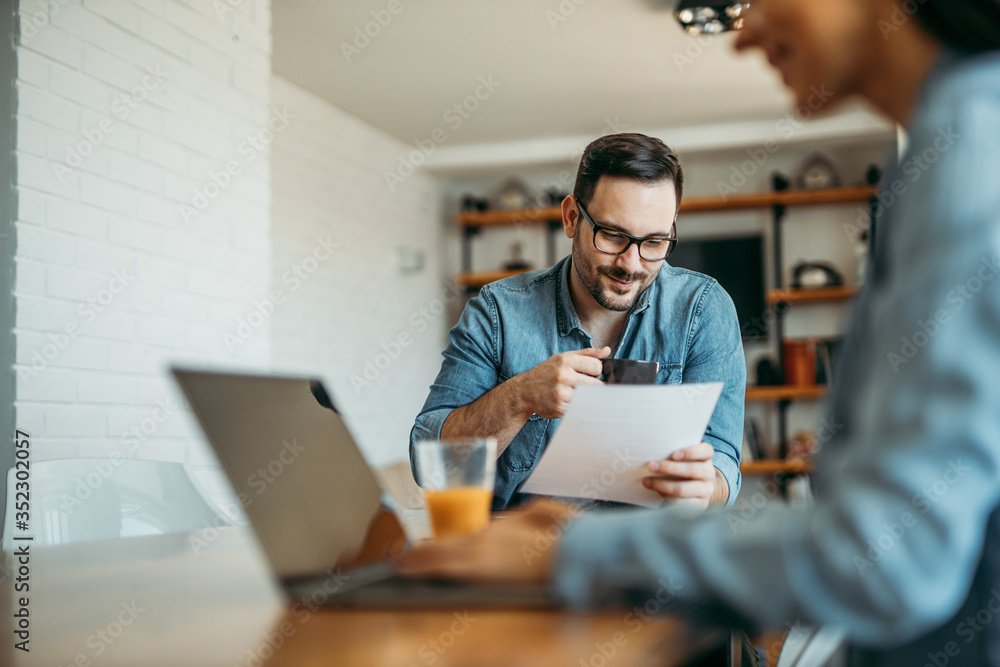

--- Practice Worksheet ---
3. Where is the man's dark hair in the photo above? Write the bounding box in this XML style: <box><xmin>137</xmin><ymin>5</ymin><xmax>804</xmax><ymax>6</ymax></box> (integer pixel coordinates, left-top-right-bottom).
<box><xmin>914</xmin><ymin>0</ymin><xmax>1000</xmax><ymax>54</ymax></box>
<box><xmin>573</xmin><ymin>133</ymin><xmax>683</xmax><ymax>212</ymax></box>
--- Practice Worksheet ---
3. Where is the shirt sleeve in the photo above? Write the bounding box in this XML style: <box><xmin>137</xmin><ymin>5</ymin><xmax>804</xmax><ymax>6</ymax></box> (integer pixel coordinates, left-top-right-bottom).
<box><xmin>410</xmin><ymin>287</ymin><xmax>501</xmax><ymax>471</ymax></box>
<box><xmin>682</xmin><ymin>280</ymin><xmax>747</xmax><ymax>506</ymax></box>
<box><xmin>554</xmin><ymin>77</ymin><xmax>1000</xmax><ymax>647</ymax></box>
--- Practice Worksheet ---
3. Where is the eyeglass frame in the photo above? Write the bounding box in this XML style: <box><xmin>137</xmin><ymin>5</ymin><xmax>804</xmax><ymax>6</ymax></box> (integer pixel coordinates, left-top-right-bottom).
<box><xmin>576</xmin><ymin>200</ymin><xmax>678</xmax><ymax>261</ymax></box>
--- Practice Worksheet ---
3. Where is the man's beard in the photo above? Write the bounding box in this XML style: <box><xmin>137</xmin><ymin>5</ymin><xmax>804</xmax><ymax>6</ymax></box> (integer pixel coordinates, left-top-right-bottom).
<box><xmin>571</xmin><ymin>232</ymin><xmax>651</xmax><ymax>312</ymax></box>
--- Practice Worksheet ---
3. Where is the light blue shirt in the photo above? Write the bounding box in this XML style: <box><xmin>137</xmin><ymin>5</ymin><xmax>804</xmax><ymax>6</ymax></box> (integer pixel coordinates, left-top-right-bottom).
<box><xmin>411</xmin><ymin>256</ymin><xmax>747</xmax><ymax>509</ymax></box>
<box><xmin>554</xmin><ymin>51</ymin><xmax>1000</xmax><ymax>665</ymax></box>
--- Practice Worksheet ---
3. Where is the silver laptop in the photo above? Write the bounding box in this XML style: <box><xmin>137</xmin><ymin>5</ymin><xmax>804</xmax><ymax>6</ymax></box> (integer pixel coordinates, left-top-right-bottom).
<box><xmin>171</xmin><ymin>367</ymin><xmax>555</xmax><ymax>608</ymax></box>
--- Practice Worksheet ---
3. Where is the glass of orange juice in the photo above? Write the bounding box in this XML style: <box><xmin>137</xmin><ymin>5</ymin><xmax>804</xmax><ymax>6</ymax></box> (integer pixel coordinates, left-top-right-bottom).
<box><xmin>414</xmin><ymin>438</ymin><xmax>497</xmax><ymax>539</ymax></box>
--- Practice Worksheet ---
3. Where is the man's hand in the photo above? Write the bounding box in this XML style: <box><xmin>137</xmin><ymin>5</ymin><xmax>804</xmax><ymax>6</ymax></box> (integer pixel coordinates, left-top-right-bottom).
<box><xmin>508</xmin><ymin>347</ymin><xmax>610</xmax><ymax>420</ymax></box>
<box><xmin>393</xmin><ymin>500</ymin><xmax>578</xmax><ymax>586</ymax></box>
<box><xmin>643</xmin><ymin>442</ymin><xmax>729</xmax><ymax>509</ymax></box>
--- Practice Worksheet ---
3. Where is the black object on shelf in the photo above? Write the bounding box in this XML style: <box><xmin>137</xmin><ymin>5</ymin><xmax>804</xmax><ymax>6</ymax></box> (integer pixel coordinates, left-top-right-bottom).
<box><xmin>502</xmin><ymin>242</ymin><xmax>531</xmax><ymax>271</ymax></box>
<box><xmin>815</xmin><ymin>337</ymin><xmax>843</xmax><ymax>388</ymax></box>
<box><xmin>866</xmin><ymin>164</ymin><xmax>882</xmax><ymax>253</ymax></box>
<box><xmin>544</xmin><ymin>188</ymin><xmax>568</xmax><ymax>206</ymax></box>
<box><xmin>460</xmin><ymin>194</ymin><xmax>489</xmax><ymax>212</ymax></box>
<box><xmin>756</xmin><ymin>357</ymin><xmax>783</xmax><ymax>386</ymax></box>
<box><xmin>743</xmin><ymin>417</ymin><xmax>765</xmax><ymax>460</ymax></box>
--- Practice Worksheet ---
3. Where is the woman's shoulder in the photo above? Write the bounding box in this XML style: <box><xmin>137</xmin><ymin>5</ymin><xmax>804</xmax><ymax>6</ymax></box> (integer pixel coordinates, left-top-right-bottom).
<box><xmin>926</xmin><ymin>51</ymin><xmax>1000</xmax><ymax>110</ymax></box>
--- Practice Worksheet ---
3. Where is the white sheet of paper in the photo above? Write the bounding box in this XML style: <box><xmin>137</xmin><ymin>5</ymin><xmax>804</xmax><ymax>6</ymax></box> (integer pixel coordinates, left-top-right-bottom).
<box><xmin>521</xmin><ymin>382</ymin><xmax>724</xmax><ymax>507</ymax></box>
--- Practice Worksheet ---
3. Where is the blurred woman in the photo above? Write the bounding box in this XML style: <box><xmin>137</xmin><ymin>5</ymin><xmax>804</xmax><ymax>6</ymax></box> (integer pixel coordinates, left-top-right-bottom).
<box><xmin>399</xmin><ymin>1</ymin><xmax>1000</xmax><ymax>664</ymax></box>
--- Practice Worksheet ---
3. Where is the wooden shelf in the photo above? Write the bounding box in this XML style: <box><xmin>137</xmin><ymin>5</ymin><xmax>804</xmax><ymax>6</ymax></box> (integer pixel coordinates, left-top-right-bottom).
<box><xmin>766</xmin><ymin>285</ymin><xmax>859</xmax><ymax>305</ymax></box>
<box><xmin>745</xmin><ymin>385</ymin><xmax>827</xmax><ymax>402</ymax></box>
<box><xmin>741</xmin><ymin>459</ymin><xmax>815</xmax><ymax>475</ymax></box>
<box><xmin>456</xmin><ymin>207</ymin><xmax>562</xmax><ymax>228</ymax></box>
<box><xmin>455</xmin><ymin>185</ymin><xmax>877</xmax><ymax>228</ymax></box>
<box><xmin>680</xmin><ymin>185</ymin><xmax>877</xmax><ymax>214</ymax></box>
<box><xmin>456</xmin><ymin>269</ymin><xmax>536</xmax><ymax>288</ymax></box>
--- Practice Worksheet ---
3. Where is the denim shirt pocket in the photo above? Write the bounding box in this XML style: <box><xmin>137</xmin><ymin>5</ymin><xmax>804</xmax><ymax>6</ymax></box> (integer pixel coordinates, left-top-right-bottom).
<box><xmin>658</xmin><ymin>363</ymin><xmax>683</xmax><ymax>384</ymax></box>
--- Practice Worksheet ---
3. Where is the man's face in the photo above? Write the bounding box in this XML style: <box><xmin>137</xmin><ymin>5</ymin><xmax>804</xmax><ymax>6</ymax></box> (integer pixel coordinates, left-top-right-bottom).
<box><xmin>734</xmin><ymin>0</ymin><xmax>885</xmax><ymax>111</ymax></box>
<box><xmin>567</xmin><ymin>176</ymin><xmax>677</xmax><ymax>313</ymax></box>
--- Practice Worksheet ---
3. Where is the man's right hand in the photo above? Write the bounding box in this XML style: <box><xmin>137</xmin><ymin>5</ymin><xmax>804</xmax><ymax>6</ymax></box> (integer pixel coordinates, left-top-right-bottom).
<box><xmin>509</xmin><ymin>346</ymin><xmax>611</xmax><ymax>420</ymax></box>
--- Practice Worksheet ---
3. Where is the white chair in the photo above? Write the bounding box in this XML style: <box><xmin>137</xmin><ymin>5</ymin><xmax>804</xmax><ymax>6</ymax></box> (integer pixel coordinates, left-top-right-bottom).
<box><xmin>2</xmin><ymin>459</ymin><xmax>233</xmax><ymax>551</ymax></box>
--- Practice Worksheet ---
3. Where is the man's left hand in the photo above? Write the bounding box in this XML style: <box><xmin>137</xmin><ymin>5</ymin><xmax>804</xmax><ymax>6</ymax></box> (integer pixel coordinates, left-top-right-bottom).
<box><xmin>643</xmin><ymin>442</ymin><xmax>729</xmax><ymax>509</ymax></box>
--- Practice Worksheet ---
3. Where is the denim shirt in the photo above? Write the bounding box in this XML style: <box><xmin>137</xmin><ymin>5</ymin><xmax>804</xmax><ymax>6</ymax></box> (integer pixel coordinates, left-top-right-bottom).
<box><xmin>411</xmin><ymin>256</ymin><xmax>746</xmax><ymax>509</ymax></box>
<box><xmin>554</xmin><ymin>51</ymin><xmax>1000</xmax><ymax>664</ymax></box>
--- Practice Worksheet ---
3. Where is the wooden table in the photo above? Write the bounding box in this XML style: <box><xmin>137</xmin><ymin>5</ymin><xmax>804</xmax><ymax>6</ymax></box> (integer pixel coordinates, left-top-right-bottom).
<box><xmin>264</xmin><ymin>607</ymin><xmax>716</xmax><ymax>667</ymax></box>
<box><xmin>0</xmin><ymin>524</ymin><xmax>723</xmax><ymax>666</ymax></box>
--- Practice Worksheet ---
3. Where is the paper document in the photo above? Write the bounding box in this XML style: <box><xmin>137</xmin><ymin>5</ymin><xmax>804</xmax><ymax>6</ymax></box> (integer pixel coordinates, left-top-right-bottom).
<box><xmin>521</xmin><ymin>382</ymin><xmax>724</xmax><ymax>507</ymax></box>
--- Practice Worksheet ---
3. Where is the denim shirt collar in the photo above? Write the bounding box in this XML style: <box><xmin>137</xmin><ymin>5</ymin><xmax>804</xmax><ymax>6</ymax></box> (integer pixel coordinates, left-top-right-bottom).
<box><xmin>555</xmin><ymin>256</ymin><xmax>656</xmax><ymax>338</ymax></box>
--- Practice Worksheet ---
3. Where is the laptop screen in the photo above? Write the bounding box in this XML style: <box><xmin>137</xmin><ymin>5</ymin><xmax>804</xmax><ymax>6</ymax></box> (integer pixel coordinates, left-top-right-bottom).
<box><xmin>172</xmin><ymin>369</ymin><xmax>384</xmax><ymax>579</ymax></box>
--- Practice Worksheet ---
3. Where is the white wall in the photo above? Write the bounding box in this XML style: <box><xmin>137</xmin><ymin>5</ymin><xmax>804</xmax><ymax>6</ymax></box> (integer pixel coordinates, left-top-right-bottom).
<box><xmin>12</xmin><ymin>0</ymin><xmax>274</xmax><ymax>471</ymax></box>
<box><xmin>6</xmin><ymin>0</ymin><xmax>450</xmax><ymax>519</ymax></box>
<box><xmin>269</xmin><ymin>76</ymin><xmax>445</xmax><ymax>468</ymax></box>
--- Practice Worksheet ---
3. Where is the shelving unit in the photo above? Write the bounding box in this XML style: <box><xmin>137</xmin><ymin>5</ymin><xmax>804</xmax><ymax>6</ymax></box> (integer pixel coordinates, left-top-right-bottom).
<box><xmin>760</xmin><ymin>172</ymin><xmax>879</xmax><ymax>468</ymax></box>
<box><xmin>455</xmin><ymin>270</ymin><xmax>535</xmax><ymax>288</ymax></box>
<box><xmin>455</xmin><ymin>186</ymin><xmax>878</xmax><ymax>290</ymax></box>
<box><xmin>455</xmin><ymin>179</ymin><xmax>881</xmax><ymax>477</ymax></box>
<box><xmin>458</xmin><ymin>207</ymin><xmax>563</xmax><ymax>289</ymax></box>
<box><xmin>741</xmin><ymin>459</ymin><xmax>814</xmax><ymax>475</ymax></box>
<box><xmin>745</xmin><ymin>385</ymin><xmax>826</xmax><ymax>402</ymax></box>
<box><xmin>765</xmin><ymin>286</ymin><xmax>859</xmax><ymax>305</ymax></box>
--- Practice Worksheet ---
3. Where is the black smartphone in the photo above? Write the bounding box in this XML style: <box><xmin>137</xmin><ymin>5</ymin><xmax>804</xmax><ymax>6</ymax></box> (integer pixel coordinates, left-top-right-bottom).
<box><xmin>601</xmin><ymin>359</ymin><xmax>660</xmax><ymax>384</ymax></box>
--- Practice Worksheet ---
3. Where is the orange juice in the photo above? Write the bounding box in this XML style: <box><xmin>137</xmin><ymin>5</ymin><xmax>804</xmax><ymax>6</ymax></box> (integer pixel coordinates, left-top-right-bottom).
<box><xmin>424</xmin><ymin>486</ymin><xmax>493</xmax><ymax>539</ymax></box>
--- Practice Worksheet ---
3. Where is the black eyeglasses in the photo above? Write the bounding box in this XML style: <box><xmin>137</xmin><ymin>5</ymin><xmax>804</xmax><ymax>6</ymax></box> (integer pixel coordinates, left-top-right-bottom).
<box><xmin>577</xmin><ymin>201</ymin><xmax>677</xmax><ymax>261</ymax></box>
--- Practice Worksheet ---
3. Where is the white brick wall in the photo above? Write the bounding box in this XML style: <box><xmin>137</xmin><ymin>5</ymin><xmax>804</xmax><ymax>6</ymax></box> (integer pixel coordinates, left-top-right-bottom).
<box><xmin>13</xmin><ymin>0</ymin><xmax>274</xmax><ymax>469</ymax></box>
<box><xmin>270</xmin><ymin>76</ymin><xmax>446</xmax><ymax>468</ymax></box>
<box><xmin>10</xmin><ymin>0</ymin><xmax>451</xmax><ymax>506</ymax></box>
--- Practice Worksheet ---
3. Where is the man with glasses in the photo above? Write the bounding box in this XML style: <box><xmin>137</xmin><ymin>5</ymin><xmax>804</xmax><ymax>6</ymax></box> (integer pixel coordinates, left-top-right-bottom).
<box><xmin>411</xmin><ymin>133</ymin><xmax>746</xmax><ymax>510</ymax></box>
